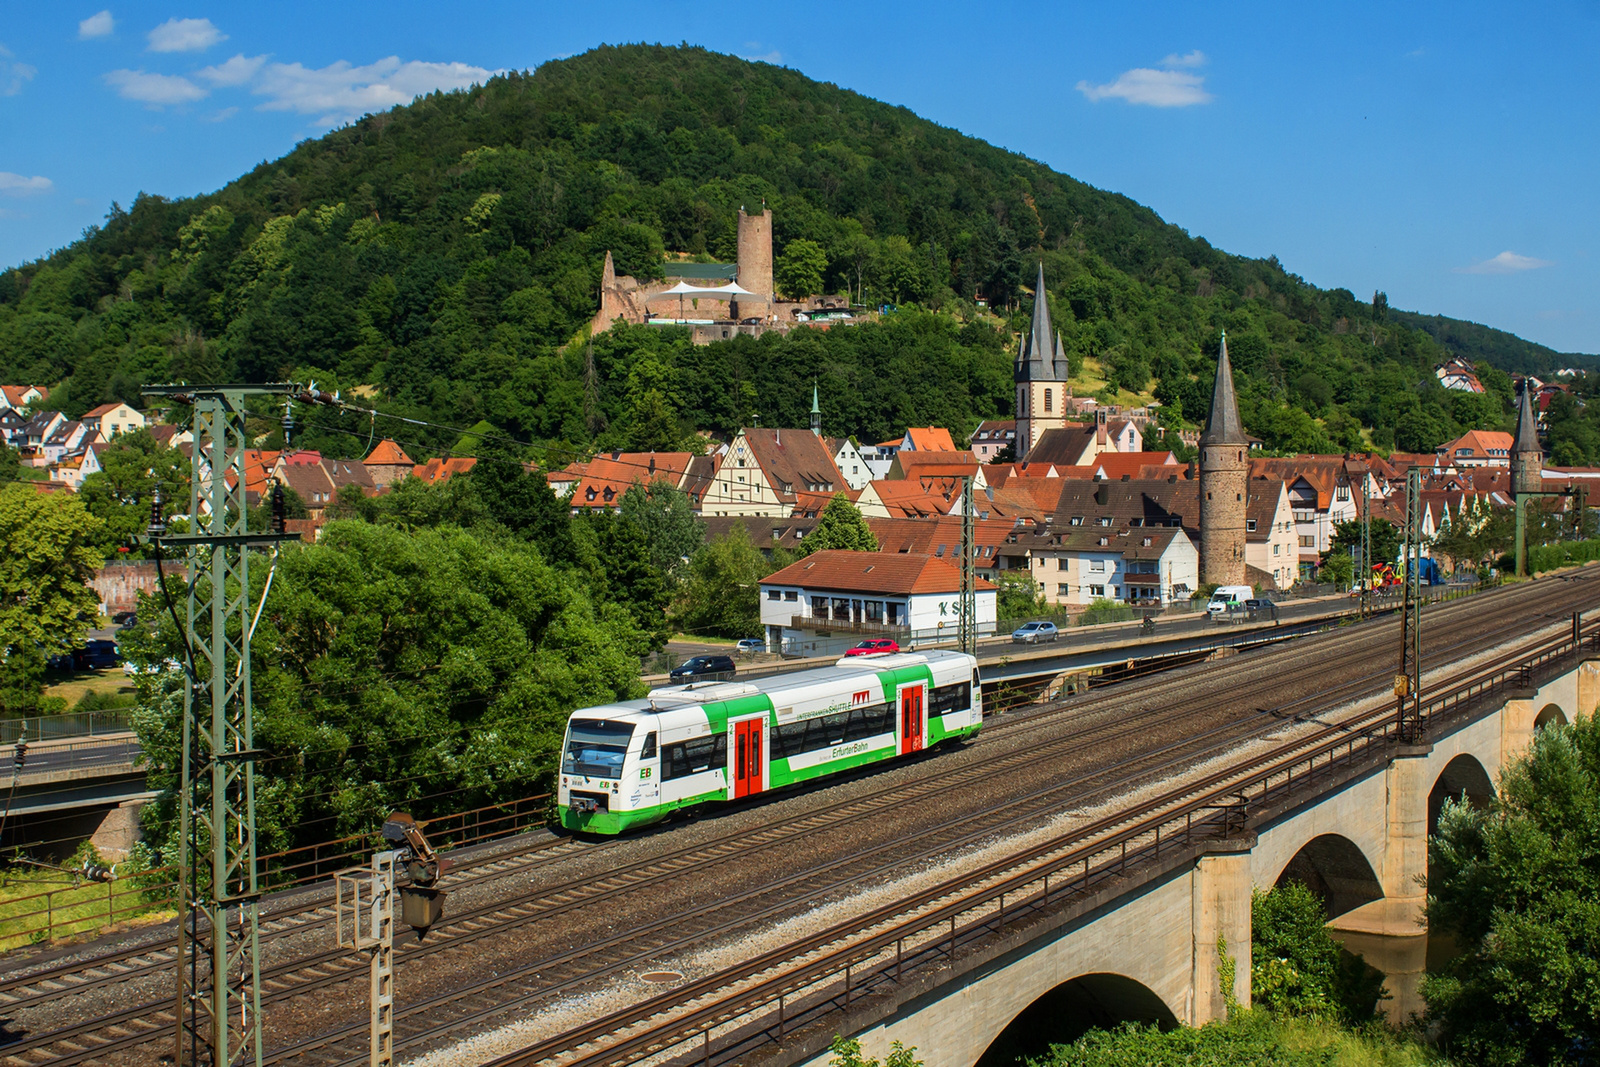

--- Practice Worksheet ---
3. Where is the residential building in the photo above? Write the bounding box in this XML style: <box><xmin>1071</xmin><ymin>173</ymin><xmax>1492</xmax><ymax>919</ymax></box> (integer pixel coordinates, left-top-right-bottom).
<box><xmin>969</xmin><ymin>420</ymin><xmax>1016</xmax><ymax>462</ymax></box>
<box><xmin>1007</xmin><ymin>524</ymin><xmax>1199</xmax><ymax>608</ymax></box>
<box><xmin>1248</xmin><ymin>457</ymin><xmax>1369</xmax><ymax>578</ymax></box>
<box><xmin>1436</xmin><ymin>429</ymin><xmax>1514</xmax><ymax>468</ymax></box>
<box><xmin>1435</xmin><ymin>359</ymin><xmax>1486</xmax><ymax>394</ymax></box>
<box><xmin>758</xmin><ymin>549</ymin><xmax>997</xmax><ymax>655</ymax></box>
<box><xmin>569</xmin><ymin>452</ymin><xmax>696</xmax><ymax>512</ymax></box>
<box><xmin>1021</xmin><ymin>414</ymin><xmax>1125</xmax><ymax>469</ymax></box>
<box><xmin>700</xmin><ymin>427</ymin><xmax>843</xmax><ymax>517</ymax></box>
<box><xmin>19</xmin><ymin>410</ymin><xmax>66</xmax><ymax>459</ymax></box>
<box><xmin>0</xmin><ymin>409</ymin><xmax>26</xmax><ymax>449</ymax></box>
<box><xmin>857</xmin><ymin>480</ymin><xmax>958</xmax><ymax>519</ymax></box>
<box><xmin>860</xmin><ymin>440</ymin><xmax>901</xmax><ymax>480</ymax></box>
<box><xmin>899</xmin><ymin>426</ymin><xmax>959</xmax><ymax>452</ymax></box>
<box><xmin>39</xmin><ymin>420</ymin><xmax>92</xmax><ymax>466</ymax></box>
<box><xmin>410</xmin><ymin>456</ymin><xmax>477</xmax><ymax>484</ymax></box>
<box><xmin>0</xmin><ymin>385</ymin><xmax>48</xmax><ymax>413</ymax></box>
<box><xmin>825</xmin><ymin>437</ymin><xmax>871</xmax><ymax>490</ymax></box>
<box><xmin>80</xmin><ymin>402</ymin><xmax>146</xmax><ymax>441</ymax></box>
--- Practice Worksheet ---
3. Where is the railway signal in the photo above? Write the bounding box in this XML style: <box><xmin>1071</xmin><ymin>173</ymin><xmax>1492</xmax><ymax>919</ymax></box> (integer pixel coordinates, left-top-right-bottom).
<box><xmin>336</xmin><ymin>813</ymin><xmax>446</xmax><ymax>1067</ymax></box>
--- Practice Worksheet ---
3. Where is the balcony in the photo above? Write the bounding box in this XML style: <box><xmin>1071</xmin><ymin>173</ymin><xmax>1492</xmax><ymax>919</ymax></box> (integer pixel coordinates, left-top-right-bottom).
<box><xmin>789</xmin><ymin>614</ymin><xmax>907</xmax><ymax>637</ymax></box>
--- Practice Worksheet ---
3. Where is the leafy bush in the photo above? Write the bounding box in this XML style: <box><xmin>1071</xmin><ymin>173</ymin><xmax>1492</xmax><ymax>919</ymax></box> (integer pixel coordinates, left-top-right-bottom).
<box><xmin>1077</xmin><ymin>599</ymin><xmax>1137</xmax><ymax>627</ymax></box>
<box><xmin>1023</xmin><ymin>1011</ymin><xmax>1440</xmax><ymax>1067</ymax></box>
<box><xmin>1252</xmin><ymin>884</ymin><xmax>1384</xmax><ymax>1024</ymax></box>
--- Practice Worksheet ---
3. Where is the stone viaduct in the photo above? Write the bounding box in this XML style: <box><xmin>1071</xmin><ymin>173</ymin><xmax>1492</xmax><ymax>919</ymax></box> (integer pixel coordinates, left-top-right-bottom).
<box><xmin>784</xmin><ymin>654</ymin><xmax>1599</xmax><ymax>1067</ymax></box>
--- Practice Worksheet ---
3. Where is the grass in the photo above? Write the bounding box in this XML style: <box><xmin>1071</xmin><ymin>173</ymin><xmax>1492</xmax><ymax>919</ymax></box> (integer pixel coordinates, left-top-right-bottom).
<box><xmin>0</xmin><ymin>864</ymin><xmax>176</xmax><ymax>953</ymax></box>
<box><xmin>1032</xmin><ymin>1012</ymin><xmax>1445</xmax><ymax>1066</ymax></box>
<box><xmin>41</xmin><ymin>669</ymin><xmax>133</xmax><ymax>708</ymax></box>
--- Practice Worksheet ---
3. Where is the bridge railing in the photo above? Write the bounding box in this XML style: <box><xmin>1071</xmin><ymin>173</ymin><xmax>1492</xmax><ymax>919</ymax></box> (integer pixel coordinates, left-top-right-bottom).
<box><xmin>484</xmin><ymin>611</ymin><xmax>1596</xmax><ymax>1067</ymax></box>
<box><xmin>0</xmin><ymin>711</ymin><xmax>132</xmax><ymax>743</ymax></box>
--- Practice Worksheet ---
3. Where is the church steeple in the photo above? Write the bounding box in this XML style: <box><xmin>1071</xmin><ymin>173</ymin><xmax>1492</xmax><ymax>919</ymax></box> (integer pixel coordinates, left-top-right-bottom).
<box><xmin>1016</xmin><ymin>262</ymin><xmax>1059</xmax><ymax>384</ymax></box>
<box><xmin>811</xmin><ymin>381</ymin><xmax>821</xmax><ymax>436</ymax></box>
<box><xmin>1200</xmin><ymin>330</ymin><xmax>1246</xmax><ymax>446</ymax></box>
<box><xmin>1512</xmin><ymin>378</ymin><xmax>1543</xmax><ymax>496</ymax></box>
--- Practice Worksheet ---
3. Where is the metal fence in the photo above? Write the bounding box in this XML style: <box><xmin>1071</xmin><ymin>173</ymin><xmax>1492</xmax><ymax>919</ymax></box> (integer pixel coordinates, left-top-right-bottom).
<box><xmin>0</xmin><ymin>711</ymin><xmax>132</xmax><ymax>742</ymax></box>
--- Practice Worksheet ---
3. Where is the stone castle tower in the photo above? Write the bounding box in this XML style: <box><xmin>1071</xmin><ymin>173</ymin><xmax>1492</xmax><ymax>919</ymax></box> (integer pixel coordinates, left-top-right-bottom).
<box><xmin>732</xmin><ymin>206</ymin><xmax>774</xmax><ymax>320</ymax></box>
<box><xmin>1199</xmin><ymin>331</ymin><xmax>1249</xmax><ymax>586</ymax></box>
<box><xmin>1511</xmin><ymin>379</ymin><xmax>1543</xmax><ymax>498</ymax></box>
<box><xmin>1014</xmin><ymin>263</ymin><xmax>1070</xmax><ymax>461</ymax></box>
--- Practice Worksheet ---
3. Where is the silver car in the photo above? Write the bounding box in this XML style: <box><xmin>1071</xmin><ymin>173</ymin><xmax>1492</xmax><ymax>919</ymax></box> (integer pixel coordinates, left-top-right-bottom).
<box><xmin>1011</xmin><ymin>621</ymin><xmax>1060</xmax><ymax>644</ymax></box>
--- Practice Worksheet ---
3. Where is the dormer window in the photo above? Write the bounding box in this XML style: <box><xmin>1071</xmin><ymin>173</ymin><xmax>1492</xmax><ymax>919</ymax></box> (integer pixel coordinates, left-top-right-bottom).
<box><xmin>585</xmin><ymin>487</ymin><xmax>597</xmax><ymax>501</ymax></box>
<box><xmin>602</xmin><ymin>486</ymin><xmax>615</xmax><ymax>501</ymax></box>
<box><xmin>1069</xmin><ymin>516</ymin><xmax>1084</xmax><ymax>526</ymax></box>
<box><xmin>1097</xmin><ymin>516</ymin><xmax>1112</xmax><ymax>526</ymax></box>
<box><xmin>1247</xmin><ymin>519</ymin><xmax>1257</xmax><ymax>532</ymax></box>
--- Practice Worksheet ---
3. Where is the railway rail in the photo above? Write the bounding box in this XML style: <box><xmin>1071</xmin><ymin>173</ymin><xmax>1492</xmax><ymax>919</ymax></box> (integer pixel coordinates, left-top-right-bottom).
<box><xmin>4</xmin><ymin>573</ymin><xmax>1596</xmax><ymax>1066</ymax></box>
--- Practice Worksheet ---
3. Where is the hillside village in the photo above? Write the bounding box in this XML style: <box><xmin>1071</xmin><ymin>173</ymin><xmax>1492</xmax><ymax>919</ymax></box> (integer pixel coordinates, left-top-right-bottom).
<box><xmin>5</xmin><ymin>241</ymin><xmax>1591</xmax><ymax>659</ymax></box>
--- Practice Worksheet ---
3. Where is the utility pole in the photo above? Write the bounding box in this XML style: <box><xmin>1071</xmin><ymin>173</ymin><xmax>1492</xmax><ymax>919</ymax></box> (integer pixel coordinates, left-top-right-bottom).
<box><xmin>1359</xmin><ymin>476</ymin><xmax>1372</xmax><ymax>620</ymax></box>
<box><xmin>1397</xmin><ymin>467</ymin><xmax>1424</xmax><ymax>743</ymax></box>
<box><xmin>958</xmin><ymin>476</ymin><xmax>976</xmax><ymax>656</ymax></box>
<box><xmin>148</xmin><ymin>384</ymin><xmax>298</xmax><ymax>1067</ymax></box>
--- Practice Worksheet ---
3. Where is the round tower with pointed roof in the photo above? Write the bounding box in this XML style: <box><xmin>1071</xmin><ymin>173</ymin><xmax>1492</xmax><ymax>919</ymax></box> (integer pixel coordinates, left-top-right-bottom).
<box><xmin>1511</xmin><ymin>379</ymin><xmax>1543</xmax><ymax>498</ymax></box>
<box><xmin>1199</xmin><ymin>331</ymin><xmax>1249</xmax><ymax>586</ymax></box>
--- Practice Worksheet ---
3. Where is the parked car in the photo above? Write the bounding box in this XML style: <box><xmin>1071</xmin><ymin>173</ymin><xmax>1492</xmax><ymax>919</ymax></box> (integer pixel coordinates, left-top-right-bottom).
<box><xmin>111</xmin><ymin>611</ymin><xmax>138</xmax><ymax>627</ymax></box>
<box><xmin>1244</xmin><ymin>598</ymin><xmax>1278</xmax><ymax>621</ymax></box>
<box><xmin>1011</xmin><ymin>621</ymin><xmax>1060</xmax><ymax>644</ymax></box>
<box><xmin>843</xmin><ymin>639</ymin><xmax>900</xmax><ymax>657</ymax></box>
<box><xmin>735</xmin><ymin>638</ymin><xmax>764</xmax><ymax>656</ymax></box>
<box><xmin>668</xmin><ymin>655</ymin><xmax>737</xmax><ymax>682</ymax></box>
<box><xmin>49</xmin><ymin>640</ymin><xmax>121</xmax><ymax>672</ymax></box>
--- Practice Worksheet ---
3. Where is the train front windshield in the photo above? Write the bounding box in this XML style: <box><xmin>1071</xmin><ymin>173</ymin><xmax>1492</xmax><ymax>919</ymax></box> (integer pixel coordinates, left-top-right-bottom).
<box><xmin>563</xmin><ymin>720</ymin><xmax>635</xmax><ymax>779</ymax></box>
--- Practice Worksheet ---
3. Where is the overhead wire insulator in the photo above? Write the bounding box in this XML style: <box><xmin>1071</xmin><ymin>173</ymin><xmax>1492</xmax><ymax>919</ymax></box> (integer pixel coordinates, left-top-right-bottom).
<box><xmin>270</xmin><ymin>482</ymin><xmax>287</xmax><ymax>535</ymax></box>
<box><xmin>147</xmin><ymin>483</ymin><xmax>166</xmax><ymax>538</ymax></box>
<box><xmin>281</xmin><ymin>398</ymin><xmax>296</xmax><ymax>451</ymax></box>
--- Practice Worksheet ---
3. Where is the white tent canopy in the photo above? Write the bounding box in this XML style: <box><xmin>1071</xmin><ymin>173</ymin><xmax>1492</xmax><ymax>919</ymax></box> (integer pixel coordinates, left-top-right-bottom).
<box><xmin>649</xmin><ymin>280</ymin><xmax>757</xmax><ymax>299</ymax></box>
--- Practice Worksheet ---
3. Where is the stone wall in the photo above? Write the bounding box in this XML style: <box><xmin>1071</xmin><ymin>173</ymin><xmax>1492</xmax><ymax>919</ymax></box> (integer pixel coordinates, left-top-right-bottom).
<box><xmin>90</xmin><ymin>561</ymin><xmax>183</xmax><ymax>614</ymax></box>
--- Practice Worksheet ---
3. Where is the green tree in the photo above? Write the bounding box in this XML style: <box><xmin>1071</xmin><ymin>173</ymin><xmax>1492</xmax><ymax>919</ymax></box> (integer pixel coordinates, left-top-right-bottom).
<box><xmin>0</xmin><ymin>444</ymin><xmax>20</xmax><ymax>483</ymax></box>
<box><xmin>77</xmin><ymin>430</ymin><xmax>189</xmax><ymax>555</ymax></box>
<box><xmin>0</xmin><ymin>484</ymin><xmax>106</xmax><ymax>712</ymax></box>
<box><xmin>127</xmin><ymin>520</ymin><xmax>647</xmax><ymax>855</ymax></box>
<box><xmin>995</xmin><ymin>571</ymin><xmax>1047</xmax><ymax>621</ymax></box>
<box><xmin>1327</xmin><ymin>518</ymin><xmax>1401</xmax><ymax>568</ymax></box>
<box><xmin>470</xmin><ymin>449</ymin><xmax>573</xmax><ymax>562</ymax></box>
<box><xmin>776</xmin><ymin>238</ymin><xmax>828</xmax><ymax>299</ymax></box>
<box><xmin>617</xmin><ymin>481</ymin><xmax>705</xmax><ymax>580</ymax></box>
<box><xmin>673</xmin><ymin>524</ymin><xmax>770</xmax><ymax>638</ymax></box>
<box><xmin>1316</xmin><ymin>551</ymin><xmax>1354</xmax><ymax>588</ymax></box>
<box><xmin>1252</xmin><ymin>883</ymin><xmax>1380</xmax><ymax>1023</ymax></box>
<box><xmin>1425</xmin><ymin>716</ymin><xmax>1600</xmax><ymax>1065</ymax></box>
<box><xmin>590</xmin><ymin>513</ymin><xmax>672</xmax><ymax>650</ymax></box>
<box><xmin>801</xmin><ymin>494</ymin><xmax>879</xmax><ymax>554</ymax></box>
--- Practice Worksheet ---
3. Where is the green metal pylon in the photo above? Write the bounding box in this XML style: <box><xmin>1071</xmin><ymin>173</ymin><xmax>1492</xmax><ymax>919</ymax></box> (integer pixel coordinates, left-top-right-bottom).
<box><xmin>959</xmin><ymin>476</ymin><xmax>976</xmax><ymax>656</ymax></box>
<box><xmin>148</xmin><ymin>385</ymin><xmax>298</xmax><ymax>1067</ymax></box>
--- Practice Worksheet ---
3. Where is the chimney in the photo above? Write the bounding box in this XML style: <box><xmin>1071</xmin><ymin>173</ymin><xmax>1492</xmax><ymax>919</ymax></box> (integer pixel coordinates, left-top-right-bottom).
<box><xmin>1095</xmin><ymin>483</ymin><xmax>1110</xmax><ymax>506</ymax></box>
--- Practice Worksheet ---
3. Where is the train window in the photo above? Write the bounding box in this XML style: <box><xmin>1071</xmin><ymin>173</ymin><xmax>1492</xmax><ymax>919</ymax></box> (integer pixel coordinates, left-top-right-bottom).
<box><xmin>772</xmin><ymin>704</ymin><xmax>893</xmax><ymax>760</ymax></box>
<box><xmin>931</xmin><ymin>682</ymin><xmax>972</xmax><ymax>717</ymax></box>
<box><xmin>563</xmin><ymin>720</ymin><xmax>635</xmax><ymax>780</ymax></box>
<box><xmin>661</xmin><ymin>732</ymin><xmax>726</xmax><ymax>781</ymax></box>
<box><xmin>641</xmin><ymin>731</ymin><xmax>657</xmax><ymax>759</ymax></box>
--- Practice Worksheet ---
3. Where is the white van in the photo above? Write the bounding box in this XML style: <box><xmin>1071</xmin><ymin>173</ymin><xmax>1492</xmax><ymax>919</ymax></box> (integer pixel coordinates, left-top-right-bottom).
<box><xmin>1206</xmin><ymin>585</ymin><xmax>1253</xmax><ymax>615</ymax></box>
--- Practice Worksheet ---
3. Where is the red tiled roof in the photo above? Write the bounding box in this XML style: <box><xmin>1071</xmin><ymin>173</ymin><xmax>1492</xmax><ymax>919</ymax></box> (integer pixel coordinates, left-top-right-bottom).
<box><xmin>410</xmin><ymin>457</ymin><xmax>477</xmax><ymax>484</ymax></box>
<box><xmin>903</xmin><ymin>427</ymin><xmax>958</xmax><ymax>451</ymax></box>
<box><xmin>571</xmin><ymin>452</ymin><xmax>694</xmax><ymax>508</ymax></box>
<box><xmin>760</xmin><ymin>549</ymin><xmax>996</xmax><ymax>595</ymax></box>
<box><xmin>364</xmin><ymin>439</ymin><xmax>414</xmax><ymax>466</ymax></box>
<box><xmin>742</xmin><ymin>428</ymin><xmax>844</xmax><ymax>502</ymax></box>
<box><xmin>82</xmin><ymin>403</ymin><xmax>123</xmax><ymax>418</ymax></box>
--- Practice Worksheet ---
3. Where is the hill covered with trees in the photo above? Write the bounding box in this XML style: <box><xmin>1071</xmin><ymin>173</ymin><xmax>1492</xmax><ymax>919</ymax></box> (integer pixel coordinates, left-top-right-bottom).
<box><xmin>2</xmin><ymin>43</ymin><xmax>1596</xmax><ymax>460</ymax></box>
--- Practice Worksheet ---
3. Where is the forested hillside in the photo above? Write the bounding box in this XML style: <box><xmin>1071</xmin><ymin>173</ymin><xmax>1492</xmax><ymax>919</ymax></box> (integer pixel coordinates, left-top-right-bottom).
<box><xmin>2</xmin><ymin>43</ymin><xmax>1596</xmax><ymax>459</ymax></box>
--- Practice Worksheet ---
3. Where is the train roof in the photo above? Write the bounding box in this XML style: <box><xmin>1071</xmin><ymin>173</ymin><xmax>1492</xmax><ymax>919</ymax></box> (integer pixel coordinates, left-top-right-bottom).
<box><xmin>645</xmin><ymin>649</ymin><xmax>973</xmax><ymax>707</ymax></box>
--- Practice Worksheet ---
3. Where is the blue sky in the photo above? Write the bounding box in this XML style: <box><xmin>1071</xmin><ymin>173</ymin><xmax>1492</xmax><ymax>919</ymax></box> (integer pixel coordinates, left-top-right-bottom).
<box><xmin>1</xmin><ymin>2</ymin><xmax>1596</xmax><ymax>352</ymax></box>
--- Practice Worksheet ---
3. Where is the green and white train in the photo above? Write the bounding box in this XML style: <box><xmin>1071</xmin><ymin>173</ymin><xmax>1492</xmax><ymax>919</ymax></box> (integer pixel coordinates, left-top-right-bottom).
<box><xmin>558</xmin><ymin>650</ymin><xmax>982</xmax><ymax>835</ymax></box>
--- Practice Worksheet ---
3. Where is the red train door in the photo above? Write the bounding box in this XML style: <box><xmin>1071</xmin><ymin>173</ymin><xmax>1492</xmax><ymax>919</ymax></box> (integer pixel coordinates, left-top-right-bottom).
<box><xmin>732</xmin><ymin>718</ymin><xmax>764</xmax><ymax>798</ymax></box>
<box><xmin>899</xmin><ymin>687</ymin><xmax>924</xmax><ymax>755</ymax></box>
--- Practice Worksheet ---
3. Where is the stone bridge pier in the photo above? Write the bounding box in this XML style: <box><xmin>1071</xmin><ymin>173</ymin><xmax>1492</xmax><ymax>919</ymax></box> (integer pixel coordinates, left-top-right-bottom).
<box><xmin>792</xmin><ymin>658</ymin><xmax>1600</xmax><ymax>1067</ymax></box>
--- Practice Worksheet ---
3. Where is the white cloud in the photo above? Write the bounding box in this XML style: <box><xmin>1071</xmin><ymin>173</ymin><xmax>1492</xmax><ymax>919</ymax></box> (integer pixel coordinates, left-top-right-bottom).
<box><xmin>0</xmin><ymin>43</ymin><xmax>37</xmax><ymax>96</ymax></box>
<box><xmin>0</xmin><ymin>172</ymin><xmax>53</xmax><ymax>196</ymax></box>
<box><xmin>79</xmin><ymin>10</ymin><xmax>115</xmax><ymax>39</ymax></box>
<box><xmin>202</xmin><ymin>105</ymin><xmax>239</xmax><ymax>122</ymax></box>
<box><xmin>104</xmin><ymin>68</ymin><xmax>208</xmax><ymax>105</ymax></box>
<box><xmin>1077</xmin><ymin>67</ymin><xmax>1212</xmax><ymax>107</ymax></box>
<box><xmin>250</xmin><ymin>56</ymin><xmax>498</xmax><ymax>124</ymax></box>
<box><xmin>1160</xmin><ymin>49</ymin><xmax>1206</xmax><ymax>68</ymax></box>
<box><xmin>198</xmin><ymin>52</ymin><xmax>266</xmax><ymax>86</ymax></box>
<box><xmin>146</xmin><ymin>17</ymin><xmax>225</xmax><ymax>53</ymax></box>
<box><xmin>1455</xmin><ymin>251</ymin><xmax>1554</xmax><ymax>275</ymax></box>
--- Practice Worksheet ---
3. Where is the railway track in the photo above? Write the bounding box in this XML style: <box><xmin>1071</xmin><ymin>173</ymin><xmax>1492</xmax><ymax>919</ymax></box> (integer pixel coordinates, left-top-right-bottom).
<box><xmin>5</xmin><ymin>574</ymin><xmax>1593</xmax><ymax>1066</ymax></box>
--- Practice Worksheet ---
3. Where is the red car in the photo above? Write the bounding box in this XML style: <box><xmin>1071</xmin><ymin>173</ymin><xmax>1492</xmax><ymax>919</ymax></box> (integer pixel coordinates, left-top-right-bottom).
<box><xmin>843</xmin><ymin>639</ymin><xmax>900</xmax><ymax>657</ymax></box>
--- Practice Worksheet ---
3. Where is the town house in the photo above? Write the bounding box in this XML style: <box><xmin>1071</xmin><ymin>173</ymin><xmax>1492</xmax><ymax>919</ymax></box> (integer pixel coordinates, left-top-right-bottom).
<box><xmin>700</xmin><ymin>428</ymin><xmax>843</xmax><ymax>517</ymax></box>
